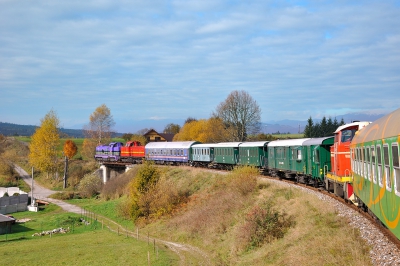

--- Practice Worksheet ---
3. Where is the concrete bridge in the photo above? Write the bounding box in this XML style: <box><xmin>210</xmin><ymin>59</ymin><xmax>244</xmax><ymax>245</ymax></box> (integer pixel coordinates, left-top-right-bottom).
<box><xmin>98</xmin><ymin>163</ymin><xmax>137</xmax><ymax>183</ymax></box>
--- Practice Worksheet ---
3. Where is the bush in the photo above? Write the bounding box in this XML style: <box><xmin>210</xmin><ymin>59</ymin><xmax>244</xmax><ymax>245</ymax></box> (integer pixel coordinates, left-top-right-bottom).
<box><xmin>77</xmin><ymin>173</ymin><xmax>103</xmax><ymax>198</ymax></box>
<box><xmin>49</xmin><ymin>191</ymin><xmax>77</xmax><ymax>200</ymax></box>
<box><xmin>229</xmin><ymin>166</ymin><xmax>258</xmax><ymax>195</ymax></box>
<box><xmin>235</xmin><ymin>201</ymin><xmax>295</xmax><ymax>251</ymax></box>
<box><xmin>128</xmin><ymin>161</ymin><xmax>161</xmax><ymax>220</ymax></box>
<box><xmin>0</xmin><ymin>159</ymin><xmax>17</xmax><ymax>186</ymax></box>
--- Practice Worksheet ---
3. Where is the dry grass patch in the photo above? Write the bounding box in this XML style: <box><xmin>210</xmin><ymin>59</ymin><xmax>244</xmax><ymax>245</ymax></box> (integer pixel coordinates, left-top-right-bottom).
<box><xmin>234</xmin><ymin>180</ymin><xmax>371</xmax><ymax>266</ymax></box>
<box><xmin>133</xmin><ymin>168</ymin><xmax>371</xmax><ymax>265</ymax></box>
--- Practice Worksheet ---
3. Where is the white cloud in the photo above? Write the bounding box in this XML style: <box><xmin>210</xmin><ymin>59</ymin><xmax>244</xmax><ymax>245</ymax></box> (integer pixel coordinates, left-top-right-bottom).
<box><xmin>0</xmin><ymin>0</ymin><xmax>399</xmax><ymax>129</ymax></box>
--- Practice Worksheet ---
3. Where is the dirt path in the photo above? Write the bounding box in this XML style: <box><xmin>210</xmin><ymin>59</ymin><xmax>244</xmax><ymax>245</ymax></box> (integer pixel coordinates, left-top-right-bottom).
<box><xmin>14</xmin><ymin>164</ymin><xmax>211</xmax><ymax>265</ymax></box>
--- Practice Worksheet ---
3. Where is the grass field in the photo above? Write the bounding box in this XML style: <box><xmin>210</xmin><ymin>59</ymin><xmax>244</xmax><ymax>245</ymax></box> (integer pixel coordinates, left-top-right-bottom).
<box><xmin>0</xmin><ymin>204</ymin><xmax>178</xmax><ymax>265</ymax></box>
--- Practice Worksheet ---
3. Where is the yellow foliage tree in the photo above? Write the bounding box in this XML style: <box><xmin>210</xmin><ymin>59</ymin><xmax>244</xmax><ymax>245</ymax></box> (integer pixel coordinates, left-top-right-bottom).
<box><xmin>173</xmin><ymin>118</ymin><xmax>231</xmax><ymax>143</ymax></box>
<box><xmin>81</xmin><ymin>138</ymin><xmax>97</xmax><ymax>160</ymax></box>
<box><xmin>63</xmin><ymin>140</ymin><xmax>78</xmax><ymax>159</ymax></box>
<box><xmin>29</xmin><ymin>109</ymin><xmax>60</xmax><ymax>177</ymax></box>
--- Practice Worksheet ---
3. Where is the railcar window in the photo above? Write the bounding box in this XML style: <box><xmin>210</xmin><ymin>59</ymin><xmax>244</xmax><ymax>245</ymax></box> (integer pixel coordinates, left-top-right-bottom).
<box><xmin>297</xmin><ymin>149</ymin><xmax>302</xmax><ymax>160</ymax></box>
<box><xmin>377</xmin><ymin>145</ymin><xmax>383</xmax><ymax>187</ymax></box>
<box><xmin>355</xmin><ymin>148</ymin><xmax>359</xmax><ymax>175</ymax></box>
<box><xmin>393</xmin><ymin>144</ymin><xmax>400</xmax><ymax>195</ymax></box>
<box><xmin>365</xmin><ymin>147</ymin><xmax>370</xmax><ymax>181</ymax></box>
<box><xmin>371</xmin><ymin>146</ymin><xmax>376</xmax><ymax>183</ymax></box>
<box><xmin>361</xmin><ymin>147</ymin><xmax>364</xmax><ymax>178</ymax></box>
<box><xmin>358</xmin><ymin>147</ymin><xmax>362</xmax><ymax>176</ymax></box>
<box><xmin>384</xmin><ymin>145</ymin><xmax>391</xmax><ymax>190</ymax></box>
<box><xmin>341</xmin><ymin>129</ymin><xmax>356</xmax><ymax>142</ymax></box>
<box><xmin>314</xmin><ymin>149</ymin><xmax>320</xmax><ymax>163</ymax></box>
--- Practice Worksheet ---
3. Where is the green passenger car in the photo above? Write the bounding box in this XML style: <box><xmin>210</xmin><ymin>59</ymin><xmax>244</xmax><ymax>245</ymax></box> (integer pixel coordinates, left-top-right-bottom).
<box><xmin>267</xmin><ymin>139</ymin><xmax>310</xmax><ymax>179</ymax></box>
<box><xmin>351</xmin><ymin>108</ymin><xmax>400</xmax><ymax>239</ymax></box>
<box><xmin>213</xmin><ymin>142</ymin><xmax>242</xmax><ymax>169</ymax></box>
<box><xmin>238</xmin><ymin>141</ymin><xmax>269</xmax><ymax>169</ymax></box>
<box><xmin>303</xmin><ymin>137</ymin><xmax>334</xmax><ymax>186</ymax></box>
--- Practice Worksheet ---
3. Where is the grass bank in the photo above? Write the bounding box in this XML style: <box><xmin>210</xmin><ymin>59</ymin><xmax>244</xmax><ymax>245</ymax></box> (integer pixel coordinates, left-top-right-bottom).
<box><xmin>0</xmin><ymin>204</ymin><xmax>178</xmax><ymax>265</ymax></box>
<box><xmin>66</xmin><ymin>166</ymin><xmax>372</xmax><ymax>265</ymax></box>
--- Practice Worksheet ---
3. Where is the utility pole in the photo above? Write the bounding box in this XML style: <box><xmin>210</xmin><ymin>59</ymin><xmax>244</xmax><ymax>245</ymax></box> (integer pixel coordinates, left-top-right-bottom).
<box><xmin>63</xmin><ymin>156</ymin><xmax>68</xmax><ymax>189</ymax></box>
<box><xmin>31</xmin><ymin>167</ymin><xmax>34</xmax><ymax>200</ymax></box>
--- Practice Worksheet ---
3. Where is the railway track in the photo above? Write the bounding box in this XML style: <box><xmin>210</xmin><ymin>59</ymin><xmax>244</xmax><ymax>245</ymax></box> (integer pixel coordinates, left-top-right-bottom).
<box><xmin>260</xmin><ymin>174</ymin><xmax>400</xmax><ymax>264</ymax></box>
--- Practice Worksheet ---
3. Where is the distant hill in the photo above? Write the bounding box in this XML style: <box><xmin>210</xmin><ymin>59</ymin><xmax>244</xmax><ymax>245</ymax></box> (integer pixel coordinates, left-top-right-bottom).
<box><xmin>0</xmin><ymin>122</ymin><xmax>86</xmax><ymax>138</ymax></box>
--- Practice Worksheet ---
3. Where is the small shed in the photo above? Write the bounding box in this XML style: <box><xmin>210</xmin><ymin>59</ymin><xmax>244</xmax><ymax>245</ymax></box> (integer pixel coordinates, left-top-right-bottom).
<box><xmin>0</xmin><ymin>214</ymin><xmax>15</xmax><ymax>235</ymax></box>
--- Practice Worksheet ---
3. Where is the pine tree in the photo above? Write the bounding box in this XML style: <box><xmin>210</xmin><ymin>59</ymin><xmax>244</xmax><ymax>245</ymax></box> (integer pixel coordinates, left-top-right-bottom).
<box><xmin>320</xmin><ymin>116</ymin><xmax>328</xmax><ymax>137</ymax></box>
<box><xmin>327</xmin><ymin>117</ymin><xmax>334</xmax><ymax>136</ymax></box>
<box><xmin>304</xmin><ymin>117</ymin><xmax>314</xmax><ymax>137</ymax></box>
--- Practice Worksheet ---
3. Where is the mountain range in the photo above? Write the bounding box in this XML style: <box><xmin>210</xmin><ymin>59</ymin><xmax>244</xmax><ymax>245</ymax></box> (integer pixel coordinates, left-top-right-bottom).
<box><xmin>0</xmin><ymin>112</ymin><xmax>386</xmax><ymax>137</ymax></box>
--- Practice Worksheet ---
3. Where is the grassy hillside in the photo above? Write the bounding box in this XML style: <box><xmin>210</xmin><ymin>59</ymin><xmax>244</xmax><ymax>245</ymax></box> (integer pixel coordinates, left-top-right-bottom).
<box><xmin>70</xmin><ymin>166</ymin><xmax>372</xmax><ymax>265</ymax></box>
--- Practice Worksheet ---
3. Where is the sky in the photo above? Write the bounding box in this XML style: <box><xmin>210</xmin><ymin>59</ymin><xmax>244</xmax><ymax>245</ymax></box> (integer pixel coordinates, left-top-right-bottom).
<box><xmin>1</xmin><ymin>0</ymin><xmax>400</xmax><ymax>133</ymax></box>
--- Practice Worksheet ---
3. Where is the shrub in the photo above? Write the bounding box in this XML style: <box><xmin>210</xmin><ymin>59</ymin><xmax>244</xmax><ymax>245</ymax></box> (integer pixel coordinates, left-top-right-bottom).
<box><xmin>77</xmin><ymin>173</ymin><xmax>103</xmax><ymax>198</ymax></box>
<box><xmin>49</xmin><ymin>191</ymin><xmax>77</xmax><ymax>200</ymax></box>
<box><xmin>235</xmin><ymin>201</ymin><xmax>295</xmax><ymax>251</ymax></box>
<box><xmin>0</xmin><ymin>159</ymin><xmax>17</xmax><ymax>186</ymax></box>
<box><xmin>128</xmin><ymin>161</ymin><xmax>161</xmax><ymax>220</ymax></box>
<box><xmin>229</xmin><ymin>166</ymin><xmax>258</xmax><ymax>195</ymax></box>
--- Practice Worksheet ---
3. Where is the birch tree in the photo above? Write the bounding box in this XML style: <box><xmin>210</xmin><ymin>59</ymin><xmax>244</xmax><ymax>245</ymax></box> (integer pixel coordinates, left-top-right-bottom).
<box><xmin>85</xmin><ymin>104</ymin><xmax>115</xmax><ymax>144</ymax></box>
<box><xmin>213</xmin><ymin>90</ymin><xmax>261</xmax><ymax>141</ymax></box>
<box><xmin>29</xmin><ymin>109</ymin><xmax>60</xmax><ymax>178</ymax></box>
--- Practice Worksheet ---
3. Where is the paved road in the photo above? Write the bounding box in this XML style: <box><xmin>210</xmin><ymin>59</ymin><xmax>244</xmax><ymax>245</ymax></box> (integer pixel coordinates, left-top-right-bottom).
<box><xmin>14</xmin><ymin>164</ymin><xmax>82</xmax><ymax>214</ymax></box>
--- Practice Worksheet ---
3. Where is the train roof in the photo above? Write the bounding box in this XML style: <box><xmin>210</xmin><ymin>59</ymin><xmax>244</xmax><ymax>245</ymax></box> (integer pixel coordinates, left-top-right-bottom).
<box><xmin>214</xmin><ymin>142</ymin><xmax>242</xmax><ymax>148</ymax></box>
<box><xmin>239</xmin><ymin>141</ymin><xmax>270</xmax><ymax>147</ymax></box>
<box><xmin>302</xmin><ymin>136</ymin><xmax>334</xmax><ymax>146</ymax></box>
<box><xmin>192</xmin><ymin>143</ymin><xmax>219</xmax><ymax>148</ymax></box>
<box><xmin>268</xmin><ymin>138</ymin><xmax>310</xmax><ymax>147</ymax></box>
<box><xmin>352</xmin><ymin>108</ymin><xmax>400</xmax><ymax>144</ymax></box>
<box><xmin>145</xmin><ymin>141</ymin><xmax>200</xmax><ymax>149</ymax></box>
<box><xmin>334</xmin><ymin>121</ymin><xmax>371</xmax><ymax>133</ymax></box>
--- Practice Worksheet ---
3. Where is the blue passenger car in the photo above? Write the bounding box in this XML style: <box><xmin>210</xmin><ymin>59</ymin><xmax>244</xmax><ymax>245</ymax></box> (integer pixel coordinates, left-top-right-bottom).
<box><xmin>191</xmin><ymin>143</ymin><xmax>217</xmax><ymax>167</ymax></box>
<box><xmin>145</xmin><ymin>141</ymin><xmax>200</xmax><ymax>164</ymax></box>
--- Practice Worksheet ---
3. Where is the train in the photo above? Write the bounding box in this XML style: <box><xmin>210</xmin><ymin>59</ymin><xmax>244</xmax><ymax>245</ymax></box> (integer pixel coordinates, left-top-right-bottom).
<box><xmin>95</xmin><ymin>107</ymin><xmax>400</xmax><ymax>239</ymax></box>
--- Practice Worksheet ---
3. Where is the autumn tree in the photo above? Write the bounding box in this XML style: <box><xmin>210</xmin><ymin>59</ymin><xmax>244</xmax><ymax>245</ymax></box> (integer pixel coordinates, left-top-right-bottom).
<box><xmin>136</xmin><ymin>128</ymin><xmax>150</xmax><ymax>135</ymax></box>
<box><xmin>184</xmin><ymin>117</ymin><xmax>197</xmax><ymax>124</ymax></box>
<box><xmin>173</xmin><ymin>118</ymin><xmax>230</xmax><ymax>143</ymax></box>
<box><xmin>213</xmin><ymin>90</ymin><xmax>261</xmax><ymax>142</ymax></box>
<box><xmin>81</xmin><ymin>138</ymin><xmax>97</xmax><ymax>160</ymax></box>
<box><xmin>129</xmin><ymin>134</ymin><xmax>148</xmax><ymax>145</ymax></box>
<box><xmin>29</xmin><ymin>109</ymin><xmax>60</xmax><ymax>178</ymax></box>
<box><xmin>163</xmin><ymin>123</ymin><xmax>181</xmax><ymax>134</ymax></box>
<box><xmin>63</xmin><ymin>140</ymin><xmax>78</xmax><ymax>159</ymax></box>
<box><xmin>122</xmin><ymin>133</ymin><xmax>134</xmax><ymax>141</ymax></box>
<box><xmin>85</xmin><ymin>104</ymin><xmax>115</xmax><ymax>144</ymax></box>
